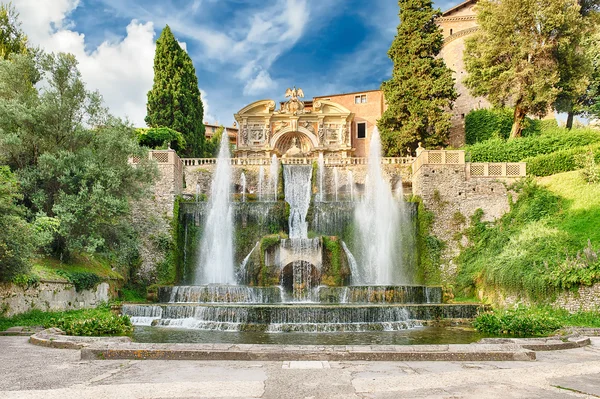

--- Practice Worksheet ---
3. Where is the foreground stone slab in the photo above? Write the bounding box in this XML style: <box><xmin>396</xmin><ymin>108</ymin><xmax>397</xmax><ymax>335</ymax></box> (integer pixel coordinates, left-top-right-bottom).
<box><xmin>78</xmin><ymin>341</ymin><xmax>536</xmax><ymax>362</ymax></box>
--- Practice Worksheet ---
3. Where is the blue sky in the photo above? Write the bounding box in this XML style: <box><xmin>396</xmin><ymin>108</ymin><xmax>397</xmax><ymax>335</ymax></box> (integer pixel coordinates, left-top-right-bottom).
<box><xmin>13</xmin><ymin>0</ymin><xmax>461</xmax><ymax>127</ymax></box>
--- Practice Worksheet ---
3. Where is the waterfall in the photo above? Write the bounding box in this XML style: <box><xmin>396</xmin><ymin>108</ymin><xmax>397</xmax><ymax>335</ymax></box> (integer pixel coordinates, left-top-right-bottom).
<box><xmin>341</xmin><ymin>241</ymin><xmax>361</xmax><ymax>285</ymax></box>
<box><xmin>258</xmin><ymin>166</ymin><xmax>264</xmax><ymax>201</ymax></box>
<box><xmin>283</xmin><ymin>165</ymin><xmax>317</xmax><ymax>301</ymax></box>
<box><xmin>284</xmin><ymin>165</ymin><xmax>312</xmax><ymax>239</ymax></box>
<box><xmin>347</xmin><ymin>170</ymin><xmax>355</xmax><ymax>201</ymax></box>
<box><xmin>195</xmin><ymin>184</ymin><xmax>200</xmax><ymax>203</ymax></box>
<box><xmin>317</xmin><ymin>153</ymin><xmax>325</xmax><ymax>202</ymax></box>
<box><xmin>333</xmin><ymin>167</ymin><xmax>339</xmax><ymax>202</ymax></box>
<box><xmin>196</xmin><ymin>130</ymin><xmax>235</xmax><ymax>285</ymax></box>
<box><xmin>354</xmin><ymin>127</ymin><xmax>404</xmax><ymax>285</ymax></box>
<box><xmin>239</xmin><ymin>241</ymin><xmax>259</xmax><ymax>281</ymax></box>
<box><xmin>240</xmin><ymin>172</ymin><xmax>246</xmax><ymax>202</ymax></box>
<box><xmin>269</xmin><ymin>155</ymin><xmax>279</xmax><ymax>201</ymax></box>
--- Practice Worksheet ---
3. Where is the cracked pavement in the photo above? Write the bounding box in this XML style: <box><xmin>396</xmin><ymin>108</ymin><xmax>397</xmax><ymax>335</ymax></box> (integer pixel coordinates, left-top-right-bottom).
<box><xmin>1</xmin><ymin>336</ymin><xmax>600</xmax><ymax>398</ymax></box>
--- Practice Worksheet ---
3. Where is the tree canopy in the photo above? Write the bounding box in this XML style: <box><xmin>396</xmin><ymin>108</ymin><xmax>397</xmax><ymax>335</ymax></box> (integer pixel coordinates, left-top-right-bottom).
<box><xmin>0</xmin><ymin>52</ymin><xmax>156</xmax><ymax>262</ymax></box>
<box><xmin>378</xmin><ymin>0</ymin><xmax>457</xmax><ymax>156</ymax></box>
<box><xmin>0</xmin><ymin>3</ymin><xmax>28</xmax><ymax>59</ymax></box>
<box><xmin>464</xmin><ymin>0</ymin><xmax>584</xmax><ymax>137</ymax></box>
<box><xmin>145</xmin><ymin>25</ymin><xmax>205</xmax><ymax>158</ymax></box>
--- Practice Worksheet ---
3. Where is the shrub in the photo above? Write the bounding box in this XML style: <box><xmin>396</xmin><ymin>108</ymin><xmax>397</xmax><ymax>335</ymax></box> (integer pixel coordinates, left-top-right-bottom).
<box><xmin>575</xmin><ymin>150</ymin><xmax>600</xmax><ymax>184</ymax></box>
<box><xmin>468</xmin><ymin>128</ymin><xmax>600</xmax><ymax>162</ymax></box>
<box><xmin>524</xmin><ymin>145</ymin><xmax>600</xmax><ymax>177</ymax></box>
<box><xmin>473</xmin><ymin>307</ymin><xmax>563</xmax><ymax>336</ymax></box>
<box><xmin>50</xmin><ymin>310</ymin><xmax>132</xmax><ymax>336</ymax></box>
<box><xmin>56</xmin><ymin>270</ymin><xmax>102</xmax><ymax>292</ymax></box>
<box><xmin>465</xmin><ymin>108</ymin><xmax>543</xmax><ymax>144</ymax></box>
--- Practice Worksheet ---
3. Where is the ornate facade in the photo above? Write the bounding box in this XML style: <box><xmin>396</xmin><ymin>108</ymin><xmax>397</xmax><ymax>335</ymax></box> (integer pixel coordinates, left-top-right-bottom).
<box><xmin>234</xmin><ymin>87</ymin><xmax>356</xmax><ymax>159</ymax></box>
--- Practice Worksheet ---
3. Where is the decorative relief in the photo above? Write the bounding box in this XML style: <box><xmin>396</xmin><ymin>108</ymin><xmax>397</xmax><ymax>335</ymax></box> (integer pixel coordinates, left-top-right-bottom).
<box><xmin>302</xmin><ymin>121</ymin><xmax>315</xmax><ymax>134</ymax></box>
<box><xmin>281</xmin><ymin>86</ymin><xmax>305</xmax><ymax>115</ymax></box>
<box><xmin>241</xmin><ymin>122</ymin><xmax>248</xmax><ymax>145</ymax></box>
<box><xmin>249</xmin><ymin>123</ymin><xmax>267</xmax><ymax>143</ymax></box>
<box><xmin>318</xmin><ymin>120</ymin><xmax>325</xmax><ymax>145</ymax></box>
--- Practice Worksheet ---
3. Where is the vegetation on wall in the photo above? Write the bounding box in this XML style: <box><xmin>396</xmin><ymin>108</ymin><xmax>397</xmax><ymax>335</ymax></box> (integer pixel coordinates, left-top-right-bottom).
<box><xmin>321</xmin><ymin>236</ymin><xmax>348</xmax><ymax>286</ymax></box>
<box><xmin>145</xmin><ymin>25</ymin><xmax>205</xmax><ymax>158</ymax></box>
<box><xmin>378</xmin><ymin>0</ymin><xmax>457</xmax><ymax>156</ymax></box>
<box><xmin>412</xmin><ymin>197</ymin><xmax>443</xmax><ymax>285</ymax></box>
<box><xmin>456</xmin><ymin>175</ymin><xmax>600</xmax><ymax>301</ymax></box>
<box><xmin>136</xmin><ymin>127</ymin><xmax>186</xmax><ymax>152</ymax></box>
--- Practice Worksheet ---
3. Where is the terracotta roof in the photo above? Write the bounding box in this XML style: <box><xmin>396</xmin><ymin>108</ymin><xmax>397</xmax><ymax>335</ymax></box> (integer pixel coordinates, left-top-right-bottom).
<box><xmin>313</xmin><ymin>89</ymin><xmax>381</xmax><ymax>99</ymax></box>
<box><xmin>442</xmin><ymin>0</ymin><xmax>478</xmax><ymax>17</ymax></box>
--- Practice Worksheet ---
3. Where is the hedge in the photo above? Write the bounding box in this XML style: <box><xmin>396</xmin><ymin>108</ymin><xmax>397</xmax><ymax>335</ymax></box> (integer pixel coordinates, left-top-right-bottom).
<box><xmin>524</xmin><ymin>144</ymin><xmax>600</xmax><ymax>177</ymax></box>
<box><xmin>465</xmin><ymin>108</ymin><xmax>558</xmax><ymax>144</ymax></box>
<box><xmin>468</xmin><ymin>128</ymin><xmax>600</xmax><ymax>163</ymax></box>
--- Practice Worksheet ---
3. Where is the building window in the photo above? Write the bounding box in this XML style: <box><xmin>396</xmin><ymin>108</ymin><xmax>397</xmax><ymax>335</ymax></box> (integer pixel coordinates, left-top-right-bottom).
<box><xmin>357</xmin><ymin>122</ymin><xmax>366</xmax><ymax>139</ymax></box>
<box><xmin>354</xmin><ymin>94</ymin><xmax>367</xmax><ymax>104</ymax></box>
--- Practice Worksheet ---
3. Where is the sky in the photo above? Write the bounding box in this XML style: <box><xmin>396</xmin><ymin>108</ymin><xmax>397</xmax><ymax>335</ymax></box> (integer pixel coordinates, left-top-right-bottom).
<box><xmin>12</xmin><ymin>0</ymin><xmax>461</xmax><ymax>127</ymax></box>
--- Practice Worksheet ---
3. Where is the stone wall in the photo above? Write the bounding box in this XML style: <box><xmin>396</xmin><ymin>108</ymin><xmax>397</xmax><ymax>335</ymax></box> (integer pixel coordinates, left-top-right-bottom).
<box><xmin>477</xmin><ymin>283</ymin><xmax>600</xmax><ymax>313</ymax></box>
<box><xmin>411</xmin><ymin>151</ymin><xmax>524</xmax><ymax>281</ymax></box>
<box><xmin>0</xmin><ymin>280</ymin><xmax>116</xmax><ymax>317</ymax></box>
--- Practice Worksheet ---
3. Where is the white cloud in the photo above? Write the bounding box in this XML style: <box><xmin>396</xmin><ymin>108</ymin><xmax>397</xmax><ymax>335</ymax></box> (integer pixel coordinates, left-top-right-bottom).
<box><xmin>243</xmin><ymin>70</ymin><xmax>276</xmax><ymax>96</ymax></box>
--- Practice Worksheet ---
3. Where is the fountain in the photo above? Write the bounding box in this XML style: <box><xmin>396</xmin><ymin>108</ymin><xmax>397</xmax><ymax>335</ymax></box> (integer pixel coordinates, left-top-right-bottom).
<box><xmin>123</xmin><ymin>129</ymin><xmax>482</xmax><ymax>338</ymax></box>
<box><xmin>240</xmin><ymin>172</ymin><xmax>246</xmax><ymax>202</ymax></box>
<box><xmin>195</xmin><ymin>129</ymin><xmax>235</xmax><ymax>285</ymax></box>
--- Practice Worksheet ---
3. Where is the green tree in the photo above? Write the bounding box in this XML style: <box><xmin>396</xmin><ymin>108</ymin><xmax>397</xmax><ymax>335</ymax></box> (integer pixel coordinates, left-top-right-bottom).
<box><xmin>203</xmin><ymin>125</ymin><xmax>224</xmax><ymax>157</ymax></box>
<box><xmin>464</xmin><ymin>0</ymin><xmax>583</xmax><ymax>138</ymax></box>
<box><xmin>0</xmin><ymin>52</ymin><xmax>156</xmax><ymax>261</ymax></box>
<box><xmin>554</xmin><ymin>1</ymin><xmax>599</xmax><ymax>129</ymax></box>
<box><xmin>378</xmin><ymin>0</ymin><xmax>457</xmax><ymax>156</ymax></box>
<box><xmin>0</xmin><ymin>3</ymin><xmax>28</xmax><ymax>59</ymax></box>
<box><xmin>145</xmin><ymin>25</ymin><xmax>205</xmax><ymax>158</ymax></box>
<box><xmin>136</xmin><ymin>126</ymin><xmax>186</xmax><ymax>151</ymax></box>
<box><xmin>0</xmin><ymin>166</ymin><xmax>36</xmax><ymax>281</ymax></box>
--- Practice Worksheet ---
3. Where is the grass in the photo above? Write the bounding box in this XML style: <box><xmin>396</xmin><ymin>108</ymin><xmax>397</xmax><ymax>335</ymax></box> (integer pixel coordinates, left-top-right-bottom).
<box><xmin>0</xmin><ymin>304</ymin><xmax>132</xmax><ymax>336</ymax></box>
<box><xmin>31</xmin><ymin>255</ymin><xmax>123</xmax><ymax>281</ymax></box>
<box><xmin>456</xmin><ymin>174</ymin><xmax>600</xmax><ymax>300</ymax></box>
<box><xmin>473</xmin><ymin>306</ymin><xmax>600</xmax><ymax>336</ymax></box>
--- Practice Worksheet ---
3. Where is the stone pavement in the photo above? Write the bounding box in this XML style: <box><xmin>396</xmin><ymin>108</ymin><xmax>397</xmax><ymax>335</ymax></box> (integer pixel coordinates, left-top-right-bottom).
<box><xmin>1</xmin><ymin>335</ymin><xmax>600</xmax><ymax>398</ymax></box>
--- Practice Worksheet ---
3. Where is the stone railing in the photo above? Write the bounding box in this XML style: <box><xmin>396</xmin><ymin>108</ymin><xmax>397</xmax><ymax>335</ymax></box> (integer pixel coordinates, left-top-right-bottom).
<box><xmin>412</xmin><ymin>150</ymin><xmax>526</xmax><ymax>178</ymax></box>
<box><xmin>181</xmin><ymin>157</ymin><xmax>414</xmax><ymax>167</ymax></box>
<box><xmin>412</xmin><ymin>150</ymin><xmax>465</xmax><ymax>174</ymax></box>
<box><xmin>467</xmin><ymin>163</ymin><xmax>526</xmax><ymax>178</ymax></box>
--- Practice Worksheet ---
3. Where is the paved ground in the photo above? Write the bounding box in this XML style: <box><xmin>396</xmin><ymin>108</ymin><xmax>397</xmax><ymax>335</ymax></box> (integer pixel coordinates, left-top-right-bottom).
<box><xmin>1</xmin><ymin>336</ymin><xmax>600</xmax><ymax>398</ymax></box>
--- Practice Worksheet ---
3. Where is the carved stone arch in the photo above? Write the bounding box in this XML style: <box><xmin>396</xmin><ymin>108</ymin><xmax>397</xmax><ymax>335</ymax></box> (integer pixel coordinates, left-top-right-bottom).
<box><xmin>313</xmin><ymin>99</ymin><xmax>352</xmax><ymax>115</ymax></box>
<box><xmin>236</xmin><ymin>99</ymin><xmax>276</xmax><ymax>116</ymax></box>
<box><xmin>270</xmin><ymin>126</ymin><xmax>319</xmax><ymax>149</ymax></box>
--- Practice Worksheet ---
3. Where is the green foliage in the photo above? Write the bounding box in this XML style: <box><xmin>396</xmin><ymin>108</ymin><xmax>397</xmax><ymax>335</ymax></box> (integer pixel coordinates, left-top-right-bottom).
<box><xmin>378</xmin><ymin>0</ymin><xmax>457</xmax><ymax>155</ymax></box>
<box><xmin>473</xmin><ymin>307</ymin><xmax>563</xmax><ymax>336</ymax></box>
<box><xmin>575</xmin><ymin>149</ymin><xmax>600</xmax><ymax>183</ymax></box>
<box><xmin>136</xmin><ymin>127</ymin><xmax>186</xmax><ymax>151</ymax></box>
<box><xmin>321</xmin><ymin>236</ymin><xmax>346</xmax><ymax>286</ymax></box>
<box><xmin>457</xmin><ymin>177</ymin><xmax>600</xmax><ymax>300</ymax></box>
<box><xmin>0</xmin><ymin>3</ymin><xmax>28</xmax><ymax>59</ymax></box>
<box><xmin>0</xmin><ymin>166</ymin><xmax>36</xmax><ymax>281</ymax></box>
<box><xmin>119</xmin><ymin>285</ymin><xmax>147</xmax><ymax>303</ymax></box>
<box><xmin>412</xmin><ymin>197</ymin><xmax>443</xmax><ymax>284</ymax></box>
<box><xmin>0</xmin><ymin>52</ymin><xmax>157</xmax><ymax>266</ymax></box>
<box><xmin>465</xmin><ymin>108</ymin><xmax>543</xmax><ymax>144</ymax></box>
<box><xmin>55</xmin><ymin>270</ymin><xmax>101</xmax><ymax>292</ymax></box>
<box><xmin>464</xmin><ymin>0</ymin><xmax>583</xmax><ymax>137</ymax></box>
<box><xmin>203</xmin><ymin>126</ymin><xmax>225</xmax><ymax>158</ymax></box>
<box><xmin>524</xmin><ymin>145</ymin><xmax>600</xmax><ymax>177</ymax></box>
<box><xmin>11</xmin><ymin>273</ymin><xmax>39</xmax><ymax>288</ymax></box>
<box><xmin>0</xmin><ymin>305</ymin><xmax>133</xmax><ymax>336</ymax></box>
<box><xmin>467</xmin><ymin>128</ymin><xmax>600</xmax><ymax>162</ymax></box>
<box><xmin>145</xmin><ymin>25</ymin><xmax>205</xmax><ymax>157</ymax></box>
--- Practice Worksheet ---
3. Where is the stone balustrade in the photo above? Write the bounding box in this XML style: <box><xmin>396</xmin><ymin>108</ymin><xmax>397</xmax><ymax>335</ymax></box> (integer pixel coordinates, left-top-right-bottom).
<box><xmin>412</xmin><ymin>150</ymin><xmax>526</xmax><ymax>178</ymax></box>
<box><xmin>181</xmin><ymin>156</ymin><xmax>414</xmax><ymax>167</ymax></box>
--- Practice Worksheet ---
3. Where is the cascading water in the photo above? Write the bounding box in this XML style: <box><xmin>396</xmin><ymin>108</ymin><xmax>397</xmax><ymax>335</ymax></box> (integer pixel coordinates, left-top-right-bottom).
<box><xmin>355</xmin><ymin>127</ymin><xmax>405</xmax><ymax>285</ymax></box>
<box><xmin>317</xmin><ymin>152</ymin><xmax>325</xmax><ymax>202</ymax></box>
<box><xmin>282</xmin><ymin>165</ymin><xmax>318</xmax><ymax>301</ymax></box>
<box><xmin>269</xmin><ymin>154</ymin><xmax>279</xmax><ymax>201</ymax></box>
<box><xmin>196</xmin><ymin>130</ymin><xmax>235</xmax><ymax>285</ymax></box>
<box><xmin>347</xmin><ymin>170</ymin><xmax>354</xmax><ymax>201</ymax></box>
<box><xmin>240</xmin><ymin>172</ymin><xmax>246</xmax><ymax>202</ymax></box>
<box><xmin>258</xmin><ymin>165</ymin><xmax>264</xmax><ymax>201</ymax></box>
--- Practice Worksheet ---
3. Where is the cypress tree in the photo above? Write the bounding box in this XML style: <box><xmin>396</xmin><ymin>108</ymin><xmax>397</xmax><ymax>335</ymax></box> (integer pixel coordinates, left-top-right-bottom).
<box><xmin>378</xmin><ymin>0</ymin><xmax>457</xmax><ymax>156</ymax></box>
<box><xmin>146</xmin><ymin>25</ymin><xmax>205</xmax><ymax>157</ymax></box>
